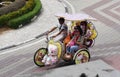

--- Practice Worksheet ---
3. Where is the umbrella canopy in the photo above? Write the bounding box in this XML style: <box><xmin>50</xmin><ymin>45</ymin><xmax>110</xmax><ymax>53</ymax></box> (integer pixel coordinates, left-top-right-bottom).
<box><xmin>65</xmin><ymin>13</ymin><xmax>97</xmax><ymax>21</ymax></box>
<box><xmin>54</xmin><ymin>13</ymin><xmax>70</xmax><ymax>18</ymax></box>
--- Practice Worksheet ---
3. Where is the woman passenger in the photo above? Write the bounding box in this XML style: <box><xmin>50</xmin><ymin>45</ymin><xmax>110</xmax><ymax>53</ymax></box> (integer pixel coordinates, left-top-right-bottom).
<box><xmin>66</xmin><ymin>23</ymin><xmax>84</xmax><ymax>54</ymax></box>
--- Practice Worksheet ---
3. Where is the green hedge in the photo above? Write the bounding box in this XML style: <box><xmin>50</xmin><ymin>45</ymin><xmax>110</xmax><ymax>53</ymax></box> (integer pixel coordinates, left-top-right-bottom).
<box><xmin>8</xmin><ymin>0</ymin><xmax>42</xmax><ymax>29</ymax></box>
<box><xmin>0</xmin><ymin>0</ymin><xmax>35</xmax><ymax>27</ymax></box>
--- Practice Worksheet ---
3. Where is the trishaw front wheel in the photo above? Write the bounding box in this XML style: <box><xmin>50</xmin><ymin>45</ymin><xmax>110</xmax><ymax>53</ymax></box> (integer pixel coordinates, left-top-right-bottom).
<box><xmin>33</xmin><ymin>48</ymin><xmax>47</xmax><ymax>67</ymax></box>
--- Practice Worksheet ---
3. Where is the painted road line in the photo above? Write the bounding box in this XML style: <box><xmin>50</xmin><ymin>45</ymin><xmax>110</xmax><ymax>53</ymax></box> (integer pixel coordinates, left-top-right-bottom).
<box><xmin>0</xmin><ymin>38</ymin><xmax>45</xmax><ymax>55</ymax></box>
<box><xmin>63</xmin><ymin>0</ymin><xmax>75</xmax><ymax>14</ymax></box>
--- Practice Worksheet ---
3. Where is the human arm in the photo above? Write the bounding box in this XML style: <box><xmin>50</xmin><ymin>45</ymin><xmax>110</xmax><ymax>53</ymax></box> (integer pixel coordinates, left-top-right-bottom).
<box><xmin>75</xmin><ymin>41</ymin><xmax>82</xmax><ymax>46</ymax></box>
<box><xmin>52</xmin><ymin>29</ymin><xmax>63</xmax><ymax>38</ymax></box>
<box><xmin>75</xmin><ymin>36</ymin><xmax>87</xmax><ymax>48</ymax></box>
<box><xmin>75</xmin><ymin>41</ymin><xmax>87</xmax><ymax>48</ymax></box>
<box><xmin>47</xmin><ymin>27</ymin><xmax>57</xmax><ymax>35</ymax></box>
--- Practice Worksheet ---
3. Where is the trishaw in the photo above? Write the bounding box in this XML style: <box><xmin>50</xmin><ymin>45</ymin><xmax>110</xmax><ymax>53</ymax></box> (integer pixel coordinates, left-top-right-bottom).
<box><xmin>34</xmin><ymin>13</ymin><xmax>97</xmax><ymax>67</ymax></box>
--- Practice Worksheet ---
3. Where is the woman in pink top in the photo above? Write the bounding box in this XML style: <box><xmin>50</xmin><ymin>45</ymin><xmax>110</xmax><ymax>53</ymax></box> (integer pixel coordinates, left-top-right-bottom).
<box><xmin>66</xmin><ymin>24</ymin><xmax>83</xmax><ymax>54</ymax></box>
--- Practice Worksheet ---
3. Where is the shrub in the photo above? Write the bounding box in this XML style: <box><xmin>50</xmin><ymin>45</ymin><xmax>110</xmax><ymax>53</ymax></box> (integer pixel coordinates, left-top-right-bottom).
<box><xmin>0</xmin><ymin>0</ymin><xmax>35</xmax><ymax>26</ymax></box>
<box><xmin>8</xmin><ymin>0</ymin><xmax>42</xmax><ymax>29</ymax></box>
<box><xmin>0</xmin><ymin>15</ymin><xmax>7</xmax><ymax>27</ymax></box>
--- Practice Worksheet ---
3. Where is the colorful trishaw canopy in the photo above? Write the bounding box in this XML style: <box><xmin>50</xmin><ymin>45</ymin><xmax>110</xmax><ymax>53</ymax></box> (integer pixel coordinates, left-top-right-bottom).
<box><xmin>54</xmin><ymin>13</ymin><xmax>70</xmax><ymax>18</ymax></box>
<box><xmin>55</xmin><ymin>13</ymin><xmax>97</xmax><ymax>21</ymax></box>
<box><xmin>65</xmin><ymin>13</ymin><xmax>97</xmax><ymax>21</ymax></box>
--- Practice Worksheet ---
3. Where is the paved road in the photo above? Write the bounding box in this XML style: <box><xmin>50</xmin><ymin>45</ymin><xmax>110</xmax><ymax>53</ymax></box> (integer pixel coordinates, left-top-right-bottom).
<box><xmin>0</xmin><ymin>0</ymin><xmax>120</xmax><ymax>77</ymax></box>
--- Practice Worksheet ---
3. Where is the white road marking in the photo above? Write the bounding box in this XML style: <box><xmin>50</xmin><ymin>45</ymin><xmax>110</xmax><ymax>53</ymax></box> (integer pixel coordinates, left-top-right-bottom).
<box><xmin>0</xmin><ymin>38</ymin><xmax>45</xmax><ymax>55</ymax></box>
<box><xmin>63</xmin><ymin>0</ymin><xmax>75</xmax><ymax>14</ymax></box>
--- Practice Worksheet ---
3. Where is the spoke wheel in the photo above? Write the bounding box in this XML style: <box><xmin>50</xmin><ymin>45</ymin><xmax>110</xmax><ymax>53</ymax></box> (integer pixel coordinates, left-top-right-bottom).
<box><xmin>74</xmin><ymin>49</ymin><xmax>90</xmax><ymax>64</ymax></box>
<box><xmin>34</xmin><ymin>48</ymin><xmax>47</xmax><ymax>67</ymax></box>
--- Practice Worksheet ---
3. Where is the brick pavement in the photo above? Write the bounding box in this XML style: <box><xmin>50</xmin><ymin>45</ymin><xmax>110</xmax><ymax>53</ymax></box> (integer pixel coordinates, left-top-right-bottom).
<box><xmin>81</xmin><ymin>0</ymin><xmax>120</xmax><ymax>72</ymax></box>
<box><xmin>68</xmin><ymin>1</ymin><xmax>120</xmax><ymax>70</ymax></box>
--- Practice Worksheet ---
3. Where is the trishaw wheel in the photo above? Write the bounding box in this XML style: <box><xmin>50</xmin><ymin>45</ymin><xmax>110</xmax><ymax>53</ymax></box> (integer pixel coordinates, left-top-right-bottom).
<box><xmin>34</xmin><ymin>48</ymin><xmax>47</xmax><ymax>67</ymax></box>
<box><xmin>73</xmin><ymin>49</ymin><xmax>90</xmax><ymax>64</ymax></box>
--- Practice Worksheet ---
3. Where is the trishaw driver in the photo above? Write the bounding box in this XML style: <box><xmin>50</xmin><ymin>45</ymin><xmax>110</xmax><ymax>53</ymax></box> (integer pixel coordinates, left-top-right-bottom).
<box><xmin>47</xmin><ymin>17</ymin><xmax>68</xmax><ymax>42</ymax></box>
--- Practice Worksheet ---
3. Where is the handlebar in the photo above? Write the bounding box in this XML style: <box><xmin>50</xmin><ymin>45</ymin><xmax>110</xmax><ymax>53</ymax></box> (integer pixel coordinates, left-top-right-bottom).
<box><xmin>45</xmin><ymin>31</ymin><xmax>55</xmax><ymax>43</ymax></box>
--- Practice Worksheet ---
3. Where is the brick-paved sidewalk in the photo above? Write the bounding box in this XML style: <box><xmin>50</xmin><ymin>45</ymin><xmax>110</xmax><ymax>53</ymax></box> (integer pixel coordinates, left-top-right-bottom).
<box><xmin>102</xmin><ymin>54</ymin><xmax>120</xmax><ymax>71</ymax></box>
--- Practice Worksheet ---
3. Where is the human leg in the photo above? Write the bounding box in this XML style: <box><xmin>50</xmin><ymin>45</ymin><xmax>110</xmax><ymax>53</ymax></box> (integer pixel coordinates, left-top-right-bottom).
<box><xmin>66</xmin><ymin>46</ymin><xmax>70</xmax><ymax>53</ymax></box>
<box><xmin>70</xmin><ymin>45</ymin><xmax>79</xmax><ymax>54</ymax></box>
